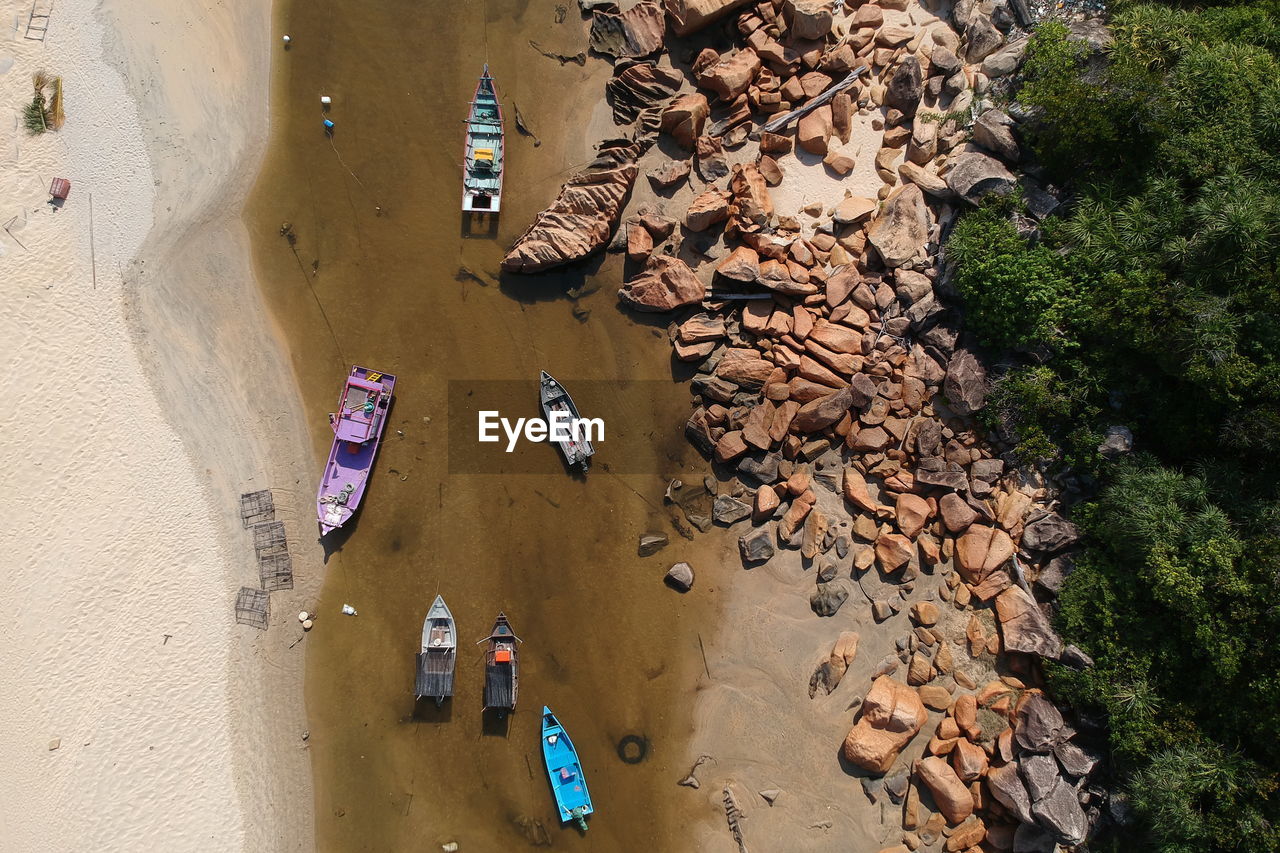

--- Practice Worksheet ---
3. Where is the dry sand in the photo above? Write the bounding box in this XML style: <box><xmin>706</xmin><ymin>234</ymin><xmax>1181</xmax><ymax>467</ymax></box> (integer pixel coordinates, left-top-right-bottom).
<box><xmin>684</xmin><ymin>488</ymin><xmax>1001</xmax><ymax>853</ymax></box>
<box><xmin>1</xmin><ymin>1</ymin><xmax>317</xmax><ymax>850</ymax></box>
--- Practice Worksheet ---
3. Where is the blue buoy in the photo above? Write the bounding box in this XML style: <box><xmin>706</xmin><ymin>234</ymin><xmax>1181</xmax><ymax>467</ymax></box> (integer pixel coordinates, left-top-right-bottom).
<box><xmin>323</xmin><ymin>118</ymin><xmax>335</xmax><ymax>130</ymax></box>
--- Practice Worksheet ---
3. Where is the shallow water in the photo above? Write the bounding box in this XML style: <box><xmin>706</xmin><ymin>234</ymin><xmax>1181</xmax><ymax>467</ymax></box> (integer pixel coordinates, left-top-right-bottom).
<box><xmin>246</xmin><ymin>1</ymin><xmax>725</xmax><ymax>849</ymax></box>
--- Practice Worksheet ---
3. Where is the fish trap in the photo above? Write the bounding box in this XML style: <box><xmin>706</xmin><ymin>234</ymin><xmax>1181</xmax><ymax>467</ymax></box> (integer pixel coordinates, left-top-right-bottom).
<box><xmin>239</xmin><ymin>490</ymin><xmax>276</xmax><ymax>528</ymax></box>
<box><xmin>258</xmin><ymin>551</ymin><xmax>294</xmax><ymax>592</ymax></box>
<box><xmin>251</xmin><ymin>520</ymin><xmax>288</xmax><ymax>558</ymax></box>
<box><xmin>234</xmin><ymin>587</ymin><xmax>269</xmax><ymax>630</ymax></box>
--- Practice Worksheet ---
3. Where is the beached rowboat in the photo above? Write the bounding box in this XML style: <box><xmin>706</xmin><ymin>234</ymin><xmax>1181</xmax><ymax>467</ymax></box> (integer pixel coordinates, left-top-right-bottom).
<box><xmin>316</xmin><ymin>366</ymin><xmax>396</xmax><ymax>536</ymax></box>
<box><xmin>415</xmin><ymin>595</ymin><xmax>456</xmax><ymax>705</ymax></box>
<box><xmin>462</xmin><ymin>64</ymin><xmax>504</xmax><ymax>214</ymax></box>
<box><xmin>541</xmin><ymin>707</ymin><xmax>594</xmax><ymax>830</ymax></box>
<box><xmin>539</xmin><ymin>371</ymin><xmax>594</xmax><ymax>472</ymax></box>
<box><xmin>478</xmin><ymin>612</ymin><xmax>520</xmax><ymax>713</ymax></box>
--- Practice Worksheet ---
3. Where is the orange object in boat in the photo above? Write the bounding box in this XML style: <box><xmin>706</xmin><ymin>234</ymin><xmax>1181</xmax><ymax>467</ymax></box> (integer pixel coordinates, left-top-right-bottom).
<box><xmin>495</xmin><ymin>649</ymin><xmax>512</xmax><ymax>663</ymax></box>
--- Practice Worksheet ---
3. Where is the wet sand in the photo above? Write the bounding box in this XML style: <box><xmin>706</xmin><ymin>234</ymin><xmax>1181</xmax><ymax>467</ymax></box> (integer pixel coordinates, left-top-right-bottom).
<box><xmin>247</xmin><ymin>1</ymin><xmax>725</xmax><ymax>849</ymax></box>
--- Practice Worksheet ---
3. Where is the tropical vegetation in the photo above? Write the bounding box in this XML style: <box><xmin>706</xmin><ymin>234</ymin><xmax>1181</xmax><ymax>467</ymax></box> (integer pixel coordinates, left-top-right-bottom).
<box><xmin>945</xmin><ymin>3</ymin><xmax>1280</xmax><ymax>849</ymax></box>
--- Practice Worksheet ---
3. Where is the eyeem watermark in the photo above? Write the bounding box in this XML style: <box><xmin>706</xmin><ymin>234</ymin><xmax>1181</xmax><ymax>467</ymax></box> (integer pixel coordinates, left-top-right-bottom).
<box><xmin>478</xmin><ymin>411</ymin><xmax>605</xmax><ymax>452</ymax></box>
<box><xmin>448</xmin><ymin>379</ymin><xmax>690</xmax><ymax>474</ymax></box>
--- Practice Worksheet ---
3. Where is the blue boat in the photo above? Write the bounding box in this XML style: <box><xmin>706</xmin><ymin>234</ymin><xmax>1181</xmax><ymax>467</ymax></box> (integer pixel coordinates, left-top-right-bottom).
<box><xmin>541</xmin><ymin>707</ymin><xmax>593</xmax><ymax>830</ymax></box>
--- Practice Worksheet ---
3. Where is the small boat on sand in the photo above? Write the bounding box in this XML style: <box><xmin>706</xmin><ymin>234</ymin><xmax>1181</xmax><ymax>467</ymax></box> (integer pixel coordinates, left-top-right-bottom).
<box><xmin>478</xmin><ymin>612</ymin><xmax>520</xmax><ymax>713</ymax></box>
<box><xmin>317</xmin><ymin>366</ymin><xmax>396</xmax><ymax>536</ymax></box>
<box><xmin>462</xmin><ymin>64</ymin><xmax>504</xmax><ymax>214</ymax></box>
<box><xmin>415</xmin><ymin>595</ymin><xmax>456</xmax><ymax>705</ymax></box>
<box><xmin>541</xmin><ymin>707</ymin><xmax>593</xmax><ymax>830</ymax></box>
<box><xmin>539</xmin><ymin>371</ymin><xmax>594</xmax><ymax>472</ymax></box>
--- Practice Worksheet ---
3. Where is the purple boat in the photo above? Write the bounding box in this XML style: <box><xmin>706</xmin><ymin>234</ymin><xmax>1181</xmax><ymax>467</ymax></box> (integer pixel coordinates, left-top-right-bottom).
<box><xmin>316</xmin><ymin>366</ymin><xmax>396</xmax><ymax>536</ymax></box>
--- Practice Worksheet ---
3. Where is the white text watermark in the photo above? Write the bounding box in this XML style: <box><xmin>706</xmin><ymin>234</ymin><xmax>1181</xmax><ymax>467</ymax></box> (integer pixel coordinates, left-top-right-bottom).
<box><xmin>477</xmin><ymin>411</ymin><xmax>605</xmax><ymax>452</ymax></box>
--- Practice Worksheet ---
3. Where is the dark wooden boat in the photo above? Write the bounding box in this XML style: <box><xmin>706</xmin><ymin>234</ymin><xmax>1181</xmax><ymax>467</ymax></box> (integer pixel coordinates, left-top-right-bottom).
<box><xmin>477</xmin><ymin>612</ymin><xmax>521</xmax><ymax>712</ymax></box>
<box><xmin>415</xmin><ymin>595</ymin><xmax>455</xmax><ymax>705</ymax></box>
<box><xmin>539</xmin><ymin>371</ymin><xmax>595</xmax><ymax>472</ymax></box>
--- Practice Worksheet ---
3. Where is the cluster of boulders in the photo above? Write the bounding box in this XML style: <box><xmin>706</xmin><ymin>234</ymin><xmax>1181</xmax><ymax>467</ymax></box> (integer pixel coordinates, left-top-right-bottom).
<box><xmin>506</xmin><ymin>0</ymin><xmax>1054</xmax><ymax>275</ymax></box>
<box><xmin>506</xmin><ymin>1</ymin><xmax>1098</xmax><ymax>849</ymax></box>
<box><xmin>607</xmin><ymin>0</ymin><xmax>1056</xmax><ymax>309</ymax></box>
<box><xmin>614</xmin><ymin>3</ymin><xmax>1087</xmax><ymax>851</ymax></box>
<box><xmin>836</xmin><ymin>622</ymin><xmax>1101</xmax><ymax>852</ymax></box>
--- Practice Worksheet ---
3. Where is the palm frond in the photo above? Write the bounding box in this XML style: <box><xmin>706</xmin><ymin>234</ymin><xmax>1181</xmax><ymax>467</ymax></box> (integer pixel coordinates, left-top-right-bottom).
<box><xmin>49</xmin><ymin>77</ymin><xmax>64</xmax><ymax>130</ymax></box>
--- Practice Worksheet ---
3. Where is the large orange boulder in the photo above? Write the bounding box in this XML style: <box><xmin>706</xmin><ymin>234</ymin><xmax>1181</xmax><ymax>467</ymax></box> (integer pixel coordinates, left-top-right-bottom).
<box><xmin>618</xmin><ymin>255</ymin><xmax>705</xmax><ymax>312</ymax></box>
<box><xmin>808</xmin><ymin>318</ymin><xmax>862</xmax><ymax>354</ymax></box>
<box><xmin>727</xmin><ymin>162</ymin><xmax>774</xmax><ymax>236</ymax></box>
<box><xmin>659</xmin><ymin>93</ymin><xmax>709</xmax><ymax>149</ymax></box>
<box><xmin>950</xmin><ymin>737</ymin><xmax>988</xmax><ymax>782</ymax></box>
<box><xmin>843</xmin><ymin>468</ymin><xmax>881</xmax><ymax>513</ymax></box>
<box><xmin>666</xmin><ymin>0</ymin><xmax>755</xmax><ymax>36</ymax></box>
<box><xmin>875</xmin><ymin>532</ymin><xmax>914</xmax><ymax>573</ymax></box>
<box><xmin>696</xmin><ymin>48</ymin><xmax>761</xmax><ymax>100</ymax></box>
<box><xmin>798</xmin><ymin>104</ymin><xmax>833</xmax><ymax>154</ymax></box>
<box><xmin>792</xmin><ymin>385</ymin><xmax>854</xmax><ymax>433</ymax></box>
<box><xmin>503</xmin><ymin>144</ymin><xmax>640</xmax><ymax>272</ymax></box>
<box><xmin>779</xmin><ymin>490</ymin><xmax>816</xmax><ymax>540</ymax></box>
<box><xmin>895</xmin><ymin>493</ymin><xmax>931</xmax><ymax>539</ymax></box>
<box><xmin>753</xmin><ymin>485</ymin><xmax>780</xmax><ymax>522</ymax></box>
<box><xmin>955</xmin><ymin>524</ymin><xmax>1014</xmax><ymax>582</ymax></box>
<box><xmin>841</xmin><ymin>676</ymin><xmax>927</xmax><ymax>774</ymax></box>
<box><xmin>945</xmin><ymin>816</ymin><xmax>986</xmax><ymax>851</ymax></box>
<box><xmin>685</xmin><ymin>187</ymin><xmax>732</xmax><ymax>232</ymax></box>
<box><xmin>715</xmin><ymin>347</ymin><xmax>774</xmax><ymax>388</ymax></box>
<box><xmin>914</xmin><ymin>755</ymin><xmax>974</xmax><ymax>824</ymax></box>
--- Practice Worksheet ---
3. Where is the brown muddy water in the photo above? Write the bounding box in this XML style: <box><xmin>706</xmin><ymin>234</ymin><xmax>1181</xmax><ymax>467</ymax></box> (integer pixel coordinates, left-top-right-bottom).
<box><xmin>247</xmin><ymin>1</ymin><xmax>727</xmax><ymax>850</ymax></box>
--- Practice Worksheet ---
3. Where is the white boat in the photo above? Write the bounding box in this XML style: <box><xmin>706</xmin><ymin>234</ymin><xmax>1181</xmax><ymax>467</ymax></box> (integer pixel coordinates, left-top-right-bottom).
<box><xmin>415</xmin><ymin>595</ymin><xmax>456</xmax><ymax>705</ymax></box>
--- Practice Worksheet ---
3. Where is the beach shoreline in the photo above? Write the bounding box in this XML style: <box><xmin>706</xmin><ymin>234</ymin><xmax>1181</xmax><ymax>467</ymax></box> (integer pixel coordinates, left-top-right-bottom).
<box><xmin>1</xmin><ymin>0</ymin><xmax>316</xmax><ymax>849</ymax></box>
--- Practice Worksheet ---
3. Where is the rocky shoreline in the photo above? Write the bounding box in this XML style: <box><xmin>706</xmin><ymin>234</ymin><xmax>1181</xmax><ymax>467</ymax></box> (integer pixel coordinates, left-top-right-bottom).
<box><xmin>507</xmin><ymin>0</ymin><xmax>1104</xmax><ymax>850</ymax></box>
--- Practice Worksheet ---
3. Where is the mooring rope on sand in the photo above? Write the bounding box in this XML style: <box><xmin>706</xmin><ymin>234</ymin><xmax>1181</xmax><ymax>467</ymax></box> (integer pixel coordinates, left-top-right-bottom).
<box><xmin>327</xmin><ymin>136</ymin><xmax>370</xmax><ymax>193</ymax></box>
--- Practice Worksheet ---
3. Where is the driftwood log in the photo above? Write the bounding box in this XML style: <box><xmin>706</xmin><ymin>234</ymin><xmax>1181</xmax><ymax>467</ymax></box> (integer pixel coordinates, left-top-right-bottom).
<box><xmin>761</xmin><ymin>66</ymin><xmax>869</xmax><ymax>135</ymax></box>
<box><xmin>723</xmin><ymin>786</ymin><xmax>748</xmax><ymax>853</ymax></box>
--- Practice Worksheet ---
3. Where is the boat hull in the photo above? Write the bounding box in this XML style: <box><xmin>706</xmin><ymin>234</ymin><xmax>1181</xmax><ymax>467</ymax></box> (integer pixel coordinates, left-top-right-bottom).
<box><xmin>541</xmin><ymin>707</ymin><xmax>593</xmax><ymax>828</ymax></box>
<box><xmin>480</xmin><ymin>613</ymin><xmax>520</xmax><ymax>712</ymax></box>
<box><xmin>463</xmin><ymin>65</ymin><xmax>504</xmax><ymax>214</ymax></box>
<box><xmin>316</xmin><ymin>366</ymin><xmax>396</xmax><ymax>535</ymax></box>
<box><xmin>416</xmin><ymin>595</ymin><xmax>456</xmax><ymax>703</ymax></box>
<box><xmin>539</xmin><ymin>371</ymin><xmax>594</xmax><ymax>471</ymax></box>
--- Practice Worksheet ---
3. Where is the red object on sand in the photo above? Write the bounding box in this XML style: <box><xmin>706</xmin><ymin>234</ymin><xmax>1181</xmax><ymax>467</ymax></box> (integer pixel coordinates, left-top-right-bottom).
<box><xmin>50</xmin><ymin>178</ymin><xmax>71</xmax><ymax>199</ymax></box>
